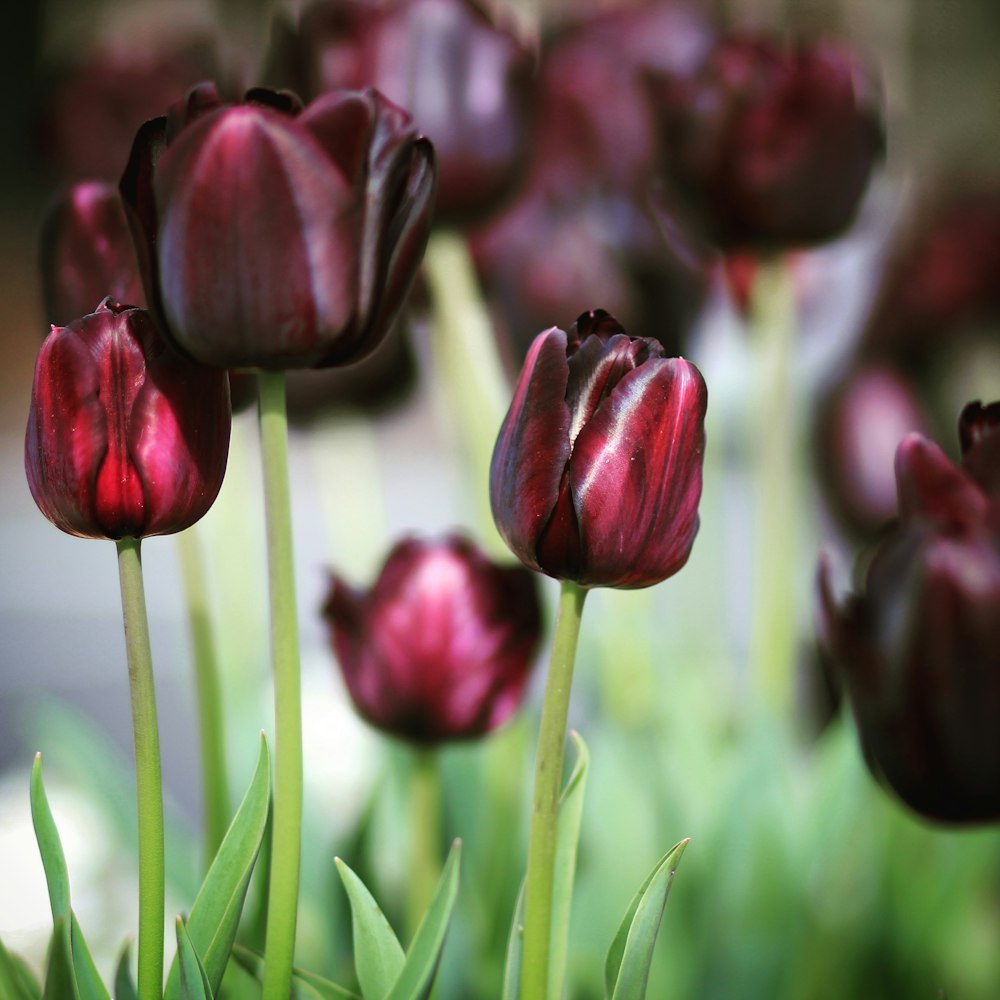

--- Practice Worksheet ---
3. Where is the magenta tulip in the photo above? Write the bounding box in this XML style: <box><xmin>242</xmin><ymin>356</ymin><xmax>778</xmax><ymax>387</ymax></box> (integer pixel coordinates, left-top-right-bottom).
<box><xmin>818</xmin><ymin>401</ymin><xmax>1000</xmax><ymax>822</ymax></box>
<box><xmin>490</xmin><ymin>310</ymin><xmax>708</xmax><ymax>589</ymax></box>
<box><xmin>121</xmin><ymin>84</ymin><xmax>436</xmax><ymax>370</ymax></box>
<box><xmin>25</xmin><ymin>298</ymin><xmax>230</xmax><ymax>539</ymax></box>
<box><xmin>323</xmin><ymin>535</ymin><xmax>541</xmax><ymax>744</ymax></box>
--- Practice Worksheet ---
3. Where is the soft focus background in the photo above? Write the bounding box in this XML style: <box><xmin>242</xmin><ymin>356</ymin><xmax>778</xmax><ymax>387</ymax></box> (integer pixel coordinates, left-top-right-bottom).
<box><xmin>3</xmin><ymin>0</ymin><xmax>1000</xmax><ymax>998</ymax></box>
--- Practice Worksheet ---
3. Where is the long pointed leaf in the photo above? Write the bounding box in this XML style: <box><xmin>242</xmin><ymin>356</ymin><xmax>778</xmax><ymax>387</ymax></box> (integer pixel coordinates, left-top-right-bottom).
<box><xmin>114</xmin><ymin>944</ymin><xmax>139</xmax><ymax>1000</ymax></box>
<box><xmin>166</xmin><ymin>734</ymin><xmax>271</xmax><ymax>1000</ymax></box>
<box><xmin>30</xmin><ymin>755</ymin><xmax>70</xmax><ymax>924</ymax></box>
<box><xmin>69</xmin><ymin>915</ymin><xmax>110</xmax><ymax>1000</ymax></box>
<box><xmin>335</xmin><ymin>858</ymin><xmax>405</xmax><ymax>1000</ymax></box>
<box><xmin>549</xmin><ymin>732</ymin><xmax>589</xmax><ymax>1000</ymax></box>
<box><xmin>605</xmin><ymin>839</ymin><xmax>689</xmax><ymax>1000</ymax></box>
<box><xmin>500</xmin><ymin>883</ymin><xmax>525</xmax><ymax>1000</ymax></box>
<box><xmin>385</xmin><ymin>840</ymin><xmax>462</xmax><ymax>1000</ymax></box>
<box><xmin>176</xmin><ymin>919</ymin><xmax>214</xmax><ymax>1000</ymax></box>
<box><xmin>42</xmin><ymin>917</ymin><xmax>78</xmax><ymax>1000</ymax></box>
<box><xmin>0</xmin><ymin>934</ymin><xmax>40</xmax><ymax>1000</ymax></box>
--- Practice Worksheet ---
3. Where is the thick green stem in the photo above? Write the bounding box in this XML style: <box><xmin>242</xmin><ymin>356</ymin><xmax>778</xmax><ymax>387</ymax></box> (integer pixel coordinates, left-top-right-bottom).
<box><xmin>423</xmin><ymin>230</ymin><xmax>511</xmax><ymax>553</ymax></box>
<box><xmin>520</xmin><ymin>581</ymin><xmax>587</xmax><ymax>1000</ymax></box>
<box><xmin>257</xmin><ymin>371</ymin><xmax>303</xmax><ymax>1000</ymax></box>
<box><xmin>407</xmin><ymin>749</ymin><xmax>441</xmax><ymax>940</ymax></box>
<box><xmin>176</xmin><ymin>528</ymin><xmax>231</xmax><ymax>871</ymax></box>
<box><xmin>116</xmin><ymin>537</ymin><xmax>165</xmax><ymax>1000</ymax></box>
<box><xmin>747</xmin><ymin>256</ymin><xmax>799</xmax><ymax>716</ymax></box>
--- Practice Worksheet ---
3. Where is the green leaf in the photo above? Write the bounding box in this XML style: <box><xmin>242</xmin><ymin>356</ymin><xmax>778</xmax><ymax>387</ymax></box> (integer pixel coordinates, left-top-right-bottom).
<box><xmin>42</xmin><ymin>917</ymin><xmax>78</xmax><ymax>1000</ymax></box>
<box><xmin>176</xmin><ymin>918</ymin><xmax>214</xmax><ymax>1000</ymax></box>
<box><xmin>30</xmin><ymin>755</ymin><xmax>70</xmax><ymax>925</ymax></box>
<box><xmin>69</xmin><ymin>914</ymin><xmax>110</xmax><ymax>1000</ymax></box>
<box><xmin>605</xmin><ymin>839</ymin><xmax>689</xmax><ymax>1000</ymax></box>
<box><xmin>166</xmin><ymin>734</ymin><xmax>271</xmax><ymax>1000</ymax></box>
<box><xmin>114</xmin><ymin>943</ymin><xmax>139</xmax><ymax>1000</ymax></box>
<box><xmin>499</xmin><ymin>883</ymin><xmax>525</xmax><ymax>1000</ymax></box>
<box><xmin>335</xmin><ymin>858</ymin><xmax>405</xmax><ymax>1000</ymax></box>
<box><xmin>0</xmin><ymin>934</ymin><xmax>41</xmax><ymax>1000</ymax></box>
<box><xmin>229</xmin><ymin>946</ymin><xmax>360</xmax><ymax>1000</ymax></box>
<box><xmin>549</xmin><ymin>731</ymin><xmax>589</xmax><ymax>1000</ymax></box>
<box><xmin>385</xmin><ymin>839</ymin><xmax>462</xmax><ymax>1000</ymax></box>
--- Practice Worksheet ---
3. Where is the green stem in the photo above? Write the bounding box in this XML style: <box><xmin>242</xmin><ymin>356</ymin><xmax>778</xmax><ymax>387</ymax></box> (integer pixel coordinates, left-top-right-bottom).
<box><xmin>747</xmin><ymin>256</ymin><xmax>799</xmax><ymax>716</ymax></box>
<box><xmin>407</xmin><ymin>749</ymin><xmax>441</xmax><ymax>940</ymax></box>
<box><xmin>422</xmin><ymin>230</ymin><xmax>511</xmax><ymax>553</ymax></box>
<box><xmin>176</xmin><ymin>528</ymin><xmax>231</xmax><ymax>871</ymax></box>
<box><xmin>257</xmin><ymin>371</ymin><xmax>303</xmax><ymax>1000</ymax></box>
<box><xmin>116</xmin><ymin>537</ymin><xmax>165</xmax><ymax>1000</ymax></box>
<box><xmin>520</xmin><ymin>581</ymin><xmax>587</xmax><ymax>1000</ymax></box>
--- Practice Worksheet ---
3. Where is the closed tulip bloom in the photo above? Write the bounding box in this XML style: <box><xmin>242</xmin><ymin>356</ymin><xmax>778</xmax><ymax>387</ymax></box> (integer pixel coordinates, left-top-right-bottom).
<box><xmin>121</xmin><ymin>85</ymin><xmax>436</xmax><ymax>369</ymax></box>
<box><xmin>39</xmin><ymin>180</ymin><xmax>145</xmax><ymax>326</ymax></box>
<box><xmin>26</xmin><ymin>298</ymin><xmax>230</xmax><ymax>539</ymax></box>
<box><xmin>818</xmin><ymin>402</ymin><xmax>1000</xmax><ymax>822</ymax></box>
<box><xmin>322</xmin><ymin>535</ymin><xmax>542</xmax><ymax>744</ymax></box>
<box><xmin>490</xmin><ymin>310</ymin><xmax>708</xmax><ymax>588</ymax></box>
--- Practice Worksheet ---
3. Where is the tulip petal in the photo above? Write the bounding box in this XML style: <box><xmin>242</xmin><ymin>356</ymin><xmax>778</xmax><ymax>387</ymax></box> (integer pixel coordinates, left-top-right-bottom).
<box><xmin>490</xmin><ymin>328</ymin><xmax>572</xmax><ymax>574</ymax></box>
<box><xmin>959</xmin><ymin>400</ymin><xmax>1000</xmax><ymax>499</ymax></box>
<box><xmin>568</xmin><ymin>356</ymin><xmax>707</xmax><ymax>587</ymax></box>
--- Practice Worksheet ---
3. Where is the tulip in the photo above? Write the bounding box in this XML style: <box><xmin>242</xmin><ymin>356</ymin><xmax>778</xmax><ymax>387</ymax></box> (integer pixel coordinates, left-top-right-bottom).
<box><xmin>39</xmin><ymin>180</ymin><xmax>145</xmax><ymax>325</ymax></box>
<box><xmin>120</xmin><ymin>84</ymin><xmax>436</xmax><ymax>370</ymax></box>
<box><xmin>322</xmin><ymin>535</ymin><xmax>541</xmax><ymax>743</ymax></box>
<box><xmin>269</xmin><ymin>0</ymin><xmax>534</xmax><ymax>226</ymax></box>
<box><xmin>818</xmin><ymin>401</ymin><xmax>1000</xmax><ymax>822</ymax></box>
<box><xmin>490</xmin><ymin>310</ymin><xmax>707</xmax><ymax>588</ymax></box>
<box><xmin>655</xmin><ymin>36</ymin><xmax>884</xmax><ymax>250</ymax></box>
<box><xmin>25</xmin><ymin>298</ymin><xmax>230</xmax><ymax>539</ymax></box>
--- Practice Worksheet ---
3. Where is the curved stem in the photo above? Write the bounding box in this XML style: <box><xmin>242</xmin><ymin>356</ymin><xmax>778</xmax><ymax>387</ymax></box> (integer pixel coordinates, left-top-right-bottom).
<box><xmin>176</xmin><ymin>527</ymin><xmax>231</xmax><ymax>870</ymax></box>
<box><xmin>520</xmin><ymin>581</ymin><xmax>587</xmax><ymax>1000</ymax></box>
<box><xmin>116</xmin><ymin>537</ymin><xmax>165</xmax><ymax>1000</ymax></box>
<box><xmin>257</xmin><ymin>371</ymin><xmax>303</xmax><ymax>1000</ymax></box>
<box><xmin>407</xmin><ymin>748</ymin><xmax>441</xmax><ymax>941</ymax></box>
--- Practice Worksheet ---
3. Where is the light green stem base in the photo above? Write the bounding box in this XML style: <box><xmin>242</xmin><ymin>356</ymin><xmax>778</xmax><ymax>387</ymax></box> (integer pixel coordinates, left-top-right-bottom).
<box><xmin>407</xmin><ymin>749</ymin><xmax>441</xmax><ymax>941</ymax></box>
<box><xmin>747</xmin><ymin>256</ymin><xmax>799</xmax><ymax>716</ymax></box>
<box><xmin>520</xmin><ymin>581</ymin><xmax>587</xmax><ymax>1000</ymax></box>
<box><xmin>177</xmin><ymin>528</ymin><xmax>230</xmax><ymax>871</ymax></box>
<box><xmin>258</xmin><ymin>371</ymin><xmax>304</xmax><ymax>1000</ymax></box>
<box><xmin>116</xmin><ymin>537</ymin><xmax>165</xmax><ymax>1000</ymax></box>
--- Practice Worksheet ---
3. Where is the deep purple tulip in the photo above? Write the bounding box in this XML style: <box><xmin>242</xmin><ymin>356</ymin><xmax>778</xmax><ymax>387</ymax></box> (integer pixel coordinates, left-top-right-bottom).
<box><xmin>39</xmin><ymin>181</ymin><xmax>145</xmax><ymax>326</ymax></box>
<box><xmin>322</xmin><ymin>535</ymin><xmax>542</xmax><ymax>744</ymax></box>
<box><xmin>490</xmin><ymin>310</ymin><xmax>708</xmax><ymax>588</ymax></box>
<box><xmin>818</xmin><ymin>402</ymin><xmax>1000</xmax><ymax>822</ymax></box>
<box><xmin>270</xmin><ymin>0</ymin><xmax>534</xmax><ymax>226</ymax></box>
<box><xmin>25</xmin><ymin>298</ymin><xmax>230</xmax><ymax>540</ymax></box>
<box><xmin>655</xmin><ymin>36</ymin><xmax>884</xmax><ymax>250</ymax></box>
<box><xmin>121</xmin><ymin>84</ymin><xmax>436</xmax><ymax>370</ymax></box>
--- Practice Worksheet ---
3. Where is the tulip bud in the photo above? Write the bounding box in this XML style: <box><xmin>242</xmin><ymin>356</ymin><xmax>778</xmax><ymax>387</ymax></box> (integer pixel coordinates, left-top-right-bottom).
<box><xmin>39</xmin><ymin>181</ymin><xmax>145</xmax><ymax>326</ymax></box>
<box><xmin>655</xmin><ymin>36</ymin><xmax>884</xmax><ymax>250</ymax></box>
<box><xmin>817</xmin><ymin>402</ymin><xmax>1000</xmax><ymax>823</ymax></box>
<box><xmin>490</xmin><ymin>310</ymin><xmax>707</xmax><ymax>589</ymax></box>
<box><xmin>322</xmin><ymin>535</ymin><xmax>542</xmax><ymax>744</ymax></box>
<box><xmin>121</xmin><ymin>86</ymin><xmax>436</xmax><ymax>370</ymax></box>
<box><xmin>25</xmin><ymin>298</ymin><xmax>230</xmax><ymax>540</ymax></box>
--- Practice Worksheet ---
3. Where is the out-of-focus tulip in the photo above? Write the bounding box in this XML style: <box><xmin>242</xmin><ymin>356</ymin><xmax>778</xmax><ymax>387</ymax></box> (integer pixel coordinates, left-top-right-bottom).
<box><xmin>322</xmin><ymin>535</ymin><xmax>542</xmax><ymax>744</ymax></box>
<box><xmin>655</xmin><ymin>36</ymin><xmax>884</xmax><ymax>250</ymax></box>
<box><xmin>818</xmin><ymin>401</ymin><xmax>1000</xmax><ymax>823</ymax></box>
<box><xmin>268</xmin><ymin>0</ymin><xmax>534</xmax><ymax>226</ymax></box>
<box><xmin>816</xmin><ymin>364</ymin><xmax>929</xmax><ymax>536</ymax></box>
<box><xmin>36</xmin><ymin>10</ymin><xmax>224</xmax><ymax>181</ymax></box>
<box><xmin>120</xmin><ymin>84</ymin><xmax>436</xmax><ymax>370</ymax></box>
<box><xmin>25</xmin><ymin>298</ymin><xmax>230</xmax><ymax>540</ymax></box>
<box><xmin>490</xmin><ymin>310</ymin><xmax>707</xmax><ymax>588</ymax></box>
<box><xmin>39</xmin><ymin>181</ymin><xmax>145</xmax><ymax>326</ymax></box>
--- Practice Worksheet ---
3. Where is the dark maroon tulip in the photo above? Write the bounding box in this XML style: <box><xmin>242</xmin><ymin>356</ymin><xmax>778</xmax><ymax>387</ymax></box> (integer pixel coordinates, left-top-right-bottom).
<box><xmin>39</xmin><ymin>181</ymin><xmax>145</xmax><ymax>326</ymax></box>
<box><xmin>121</xmin><ymin>84</ymin><xmax>436</xmax><ymax>370</ymax></box>
<box><xmin>490</xmin><ymin>310</ymin><xmax>707</xmax><ymax>588</ymax></box>
<box><xmin>36</xmin><ymin>12</ymin><xmax>224</xmax><ymax>181</ymax></box>
<box><xmin>655</xmin><ymin>36</ymin><xmax>884</xmax><ymax>250</ymax></box>
<box><xmin>25</xmin><ymin>298</ymin><xmax>230</xmax><ymax>540</ymax></box>
<box><xmin>816</xmin><ymin>364</ymin><xmax>929</xmax><ymax>536</ymax></box>
<box><xmin>322</xmin><ymin>535</ymin><xmax>542</xmax><ymax>744</ymax></box>
<box><xmin>271</xmin><ymin>0</ymin><xmax>534</xmax><ymax>226</ymax></box>
<box><xmin>818</xmin><ymin>402</ymin><xmax>1000</xmax><ymax>823</ymax></box>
